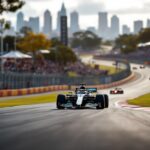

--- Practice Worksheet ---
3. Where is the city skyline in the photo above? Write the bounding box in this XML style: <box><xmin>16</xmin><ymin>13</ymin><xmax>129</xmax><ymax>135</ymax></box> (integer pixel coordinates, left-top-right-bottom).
<box><xmin>5</xmin><ymin>9</ymin><xmax>148</xmax><ymax>40</ymax></box>
<box><xmin>15</xmin><ymin>9</ymin><xmax>147</xmax><ymax>34</ymax></box>
<box><xmin>1</xmin><ymin>0</ymin><xmax>150</xmax><ymax>31</ymax></box>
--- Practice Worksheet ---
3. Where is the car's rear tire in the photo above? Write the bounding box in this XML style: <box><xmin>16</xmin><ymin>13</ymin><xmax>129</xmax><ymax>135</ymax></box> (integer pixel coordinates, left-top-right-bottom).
<box><xmin>56</xmin><ymin>94</ymin><xmax>66</xmax><ymax>109</ymax></box>
<box><xmin>95</xmin><ymin>95</ymin><xmax>105</xmax><ymax>109</ymax></box>
<box><xmin>104</xmin><ymin>94</ymin><xmax>109</xmax><ymax>108</ymax></box>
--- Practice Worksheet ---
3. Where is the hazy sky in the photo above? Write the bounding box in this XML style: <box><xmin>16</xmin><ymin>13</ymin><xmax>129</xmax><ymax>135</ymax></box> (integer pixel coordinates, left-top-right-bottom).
<box><xmin>1</xmin><ymin>0</ymin><xmax>150</xmax><ymax>31</ymax></box>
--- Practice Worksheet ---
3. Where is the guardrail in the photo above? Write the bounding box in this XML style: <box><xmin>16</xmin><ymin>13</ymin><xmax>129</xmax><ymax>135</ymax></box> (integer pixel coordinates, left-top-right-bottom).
<box><xmin>0</xmin><ymin>73</ymin><xmax>135</xmax><ymax>98</ymax></box>
<box><xmin>0</xmin><ymin>85</ymin><xmax>68</xmax><ymax>97</ymax></box>
<box><xmin>0</xmin><ymin>60</ymin><xmax>131</xmax><ymax>90</ymax></box>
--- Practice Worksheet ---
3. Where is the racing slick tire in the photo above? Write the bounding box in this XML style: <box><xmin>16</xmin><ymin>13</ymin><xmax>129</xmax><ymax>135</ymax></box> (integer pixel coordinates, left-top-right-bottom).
<box><xmin>56</xmin><ymin>94</ymin><xmax>66</xmax><ymax>109</ymax></box>
<box><xmin>96</xmin><ymin>95</ymin><xmax>105</xmax><ymax>109</ymax></box>
<box><xmin>104</xmin><ymin>94</ymin><xmax>109</xmax><ymax>108</ymax></box>
<box><xmin>121</xmin><ymin>91</ymin><xmax>124</xmax><ymax>94</ymax></box>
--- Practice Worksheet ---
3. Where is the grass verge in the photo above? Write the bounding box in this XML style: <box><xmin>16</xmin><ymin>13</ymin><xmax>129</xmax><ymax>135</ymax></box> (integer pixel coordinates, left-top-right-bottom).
<box><xmin>128</xmin><ymin>93</ymin><xmax>150</xmax><ymax>107</ymax></box>
<box><xmin>0</xmin><ymin>92</ymin><xmax>67</xmax><ymax>108</ymax></box>
<box><xmin>90</xmin><ymin>64</ymin><xmax>120</xmax><ymax>75</ymax></box>
<box><xmin>98</xmin><ymin>65</ymin><xmax>119</xmax><ymax>75</ymax></box>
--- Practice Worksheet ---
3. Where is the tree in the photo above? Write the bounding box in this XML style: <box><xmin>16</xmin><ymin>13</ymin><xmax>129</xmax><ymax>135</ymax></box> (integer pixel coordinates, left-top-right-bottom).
<box><xmin>51</xmin><ymin>38</ymin><xmax>63</xmax><ymax>47</ymax></box>
<box><xmin>17</xmin><ymin>32</ymin><xmax>51</xmax><ymax>55</ymax></box>
<box><xmin>71</xmin><ymin>31</ymin><xmax>101</xmax><ymax>50</ymax></box>
<box><xmin>138</xmin><ymin>28</ymin><xmax>150</xmax><ymax>43</ymax></box>
<box><xmin>20</xmin><ymin>26</ymin><xmax>32</xmax><ymax>36</ymax></box>
<box><xmin>0</xmin><ymin>19</ymin><xmax>10</xmax><ymax>34</ymax></box>
<box><xmin>46</xmin><ymin>45</ymin><xmax>77</xmax><ymax>65</ymax></box>
<box><xmin>115</xmin><ymin>34</ymin><xmax>138</xmax><ymax>54</ymax></box>
<box><xmin>0</xmin><ymin>0</ymin><xmax>24</xmax><ymax>14</ymax></box>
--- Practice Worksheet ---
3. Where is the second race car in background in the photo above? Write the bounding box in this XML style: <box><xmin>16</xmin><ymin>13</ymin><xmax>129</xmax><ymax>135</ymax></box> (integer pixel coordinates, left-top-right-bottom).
<box><xmin>140</xmin><ymin>65</ymin><xmax>145</xmax><ymax>69</ymax></box>
<box><xmin>110</xmin><ymin>88</ymin><xmax>124</xmax><ymax>94</ymax></box>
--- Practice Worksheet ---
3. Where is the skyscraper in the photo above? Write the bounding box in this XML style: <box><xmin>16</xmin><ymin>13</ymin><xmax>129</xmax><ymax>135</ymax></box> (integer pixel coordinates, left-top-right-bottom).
<box><xmin>23</xmin><ymin>20</ymin><xmax>29</xmax><ymax>27</ymax></box>
<box><xmin>16</xmin><ymin>12</ymin><xmax>24</xmax><ymax>32</ymax></box>
<box><xmin>122</xmin><ymin>25</ymin><xmax>130</xmax><ymax>35</ymax></box>
<box><xmin>134</xmin><ymin>20</ymin><xmax>143</xmax><ymax>34</ymax></box>
<box><xmin>70</xmin><ymin>11</ymin><xmax>80</xmax><ymax>35</ymax></box>
<box><xmin>110</xmin><ymin>15</ymin><xmax>120</xmax><ymax>39</ymax></box>
<box><xmin>29</xmin><ymin>17</ymin><xmax>40</xmax><ymax>33</ymax></box>
<box><xmin>147</xmin><ymin>19</ymin><xmax>150</xmax><ymax>28</ymax></box>
<box><xmin>60</xmin><ymin>3</ymin><xmax>68</xmax><ymax>46</ymax></box>
<box><xmin>98</xmin><ymin>12</ymin><xmax>108</xmax><ymax>39</ymax></box>
<box><xmin>56</xmin><ymin>11</ymin><xmax>61</xmax><ymax>35</ymax></box>
<box><xmin>43</xmin><ymin>10</ymin><xmax>52</xmax><ymax>38</ymax></box>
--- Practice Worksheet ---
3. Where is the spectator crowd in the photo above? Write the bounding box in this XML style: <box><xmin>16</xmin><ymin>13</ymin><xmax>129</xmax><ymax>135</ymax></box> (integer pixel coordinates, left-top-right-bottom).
<box><xmin>3</xmin><ymin>59</ymin><xmax>108</xmax><ymax>76</ymax></box>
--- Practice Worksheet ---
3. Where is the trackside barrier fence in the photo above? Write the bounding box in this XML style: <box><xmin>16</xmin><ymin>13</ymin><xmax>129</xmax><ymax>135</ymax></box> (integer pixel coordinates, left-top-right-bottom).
<box><xmin>0</xmin><ymin>60</ymin><xmax>131</xmax><ymax>90</ymax></box>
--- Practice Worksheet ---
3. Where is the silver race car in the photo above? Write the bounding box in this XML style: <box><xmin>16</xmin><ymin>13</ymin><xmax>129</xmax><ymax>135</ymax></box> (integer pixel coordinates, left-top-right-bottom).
<box><xmin>56</xmin><ymin>84</ymin><xmax>109</xmax><ymax>109</ymax></box>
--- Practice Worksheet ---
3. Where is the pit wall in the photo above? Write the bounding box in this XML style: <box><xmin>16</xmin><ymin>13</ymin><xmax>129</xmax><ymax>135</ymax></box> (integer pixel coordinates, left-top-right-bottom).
<box><xmin>0</xmin><ymin>73</ymin><xmax>135</xmax><ymax>98</ymax></box>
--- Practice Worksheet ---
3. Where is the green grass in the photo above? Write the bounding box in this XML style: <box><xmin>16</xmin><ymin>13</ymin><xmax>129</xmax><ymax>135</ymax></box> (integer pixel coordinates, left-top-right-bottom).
<box><xmin>79</xmin><ymin>55</ymin><xmax>119</xmax><ymax>75</ymax></box>
<box><xmin>98</xmin><ymin>65</ymin><xmax>119</xmax><ymax>75</ymax></box>
<box><xmin>90</xmin><ymin>64</ymin><xmax>119</xmax><ymax>75</ymax></box>
<box><xmin>128</xmin><ymin>93</ymin><xmax>150</xmax><ymax>107</ymax></box>
<box><xmin>0</xmin><ymin>92</ymin><xmax>68</xmax><ymax>108</ymax></box>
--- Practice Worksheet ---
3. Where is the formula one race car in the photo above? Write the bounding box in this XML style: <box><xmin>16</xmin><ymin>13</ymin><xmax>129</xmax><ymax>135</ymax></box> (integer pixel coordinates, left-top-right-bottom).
<box><xmin>56</xmin><ymin>84</ymin><xmax>109</xmax><ymax>109</ymax></box>
<box><xmin>110</xmin><ymin>88</ymin><xmax>124</xmax><ymax>94</ymax></box>
<box><xmin>139</xmin><ymin>65</ymin><xmax>145</xmax><ymax>69</ymax></box>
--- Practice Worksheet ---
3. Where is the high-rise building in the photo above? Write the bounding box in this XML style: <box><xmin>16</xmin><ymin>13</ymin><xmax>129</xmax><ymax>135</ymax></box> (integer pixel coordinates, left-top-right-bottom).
<box><xmin>60</xmin><ymin>3</ymin><xmax>68</xmax><ymax>46</ymax></box>
<box><xmin>122</xmin><ymin>25</ymin><xmax>130</xmax><ymax>35</ymax></box>
<box><xmin>147</xmin><ymin>19</ymin><xmax>150</xmax><ymax>28</ymax></box>
<box><xmin>29</xmin><ymin>17</ymin><xmax>40</xmax><ymax>33</ymax></box>
<box><xmin>23</xmin><ymin>20</ymin><xmax>29</xmax><ymax>27</ymax></box>
<box><xmin>98</xmin><ymin>12</ymin><xmax>108</xmax><ymax>39</ymax></box>
<box><xmin>134</xmin><ymin>20</ymin><xmax>143</xmax><ymax>34</ymax></box>
<box><xmin>43</xmin><ymin>10</ymin><xmax>52</xmax><ymax>38</ymax></box>
<box><xmin>56</xmin><ymin>11</ymin><xmax>61</xmax><ymax>35</ymax></box>
<box><xmin>110</xmin><ymin>15</ymin><xmax>120</xmax><ymax>39</ymax></box>
<box><xmin>16</xmin><ymin>12</ymin><xmax>24</xmax><ymax>32</ymax></box>
<box><xmin>70</xmin><ymin>11</ymin><xmax>80</xmax><ymax>35</ymax></box>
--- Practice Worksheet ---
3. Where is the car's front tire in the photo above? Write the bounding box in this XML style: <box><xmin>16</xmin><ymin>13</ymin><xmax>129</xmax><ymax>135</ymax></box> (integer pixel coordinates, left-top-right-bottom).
<box><xmin>95</xmin><ymin>95</ymin><xmax>105</xmax><ymax>109</ymax></box>
<box><xmin>56</xmin><ymin>94</ymin><xmax>66</xmax><ymax>109</ymax></box>
<box><xmin>104</xmin><ymin>94</ymin><xmax>109</xmax><ymax>108</ymax></box>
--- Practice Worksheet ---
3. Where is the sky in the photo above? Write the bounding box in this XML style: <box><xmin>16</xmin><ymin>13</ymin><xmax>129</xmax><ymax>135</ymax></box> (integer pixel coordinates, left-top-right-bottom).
<box><xmin>1</xmin><ymin>0</ymin><xmax>150</xmax><ymax>31</ymax></box>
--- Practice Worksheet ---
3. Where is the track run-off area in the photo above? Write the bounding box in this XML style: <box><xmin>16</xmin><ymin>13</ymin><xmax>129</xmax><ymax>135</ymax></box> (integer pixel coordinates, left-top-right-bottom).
<box><xmin>0</xmin><ymin>58</ymin><xmax>150</xmax><ymax>150</ymax></box>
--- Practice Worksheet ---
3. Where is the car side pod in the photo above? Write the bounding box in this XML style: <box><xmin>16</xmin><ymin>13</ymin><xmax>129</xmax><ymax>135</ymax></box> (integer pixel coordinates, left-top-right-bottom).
<box><xmin>56</xmin><ymin>94</ymin><xmax>66</xmax><ymax>109</ymax></box>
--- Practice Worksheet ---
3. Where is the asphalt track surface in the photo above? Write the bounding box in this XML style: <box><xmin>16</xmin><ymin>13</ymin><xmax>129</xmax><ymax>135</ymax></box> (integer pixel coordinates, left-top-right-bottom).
<box><xmin>0</xmin><ymin>60</ymin><xmax>150</xmax><ymax>150</ymax></box>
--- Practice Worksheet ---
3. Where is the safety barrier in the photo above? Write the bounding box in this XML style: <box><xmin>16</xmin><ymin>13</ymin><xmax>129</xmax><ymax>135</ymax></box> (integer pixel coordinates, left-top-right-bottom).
<box><xmin>0</xmin><ymin>73</ymin><xmax>135</xmax><ymax>98</ymax></box>
<box><xmin>0</xmin><ymin>59</ymin><xmax>133</xmax><ymax>98</ymax></box>
<box><xmin>0</xmin><ymin>85</ymin><xmax>68</xmax><ymax>97</ymax></box>
<box><xmin>70</xmin><ymin>72</ymin><xmax>135</xmax><ymax>90</ymax></box>
<box><xmin>0</xmin><ymin>60</ymin><xmax>131</xmax><ymax>90</ymax></box>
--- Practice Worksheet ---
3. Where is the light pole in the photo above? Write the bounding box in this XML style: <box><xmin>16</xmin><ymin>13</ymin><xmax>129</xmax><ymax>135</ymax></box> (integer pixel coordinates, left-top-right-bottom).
<box><xmin>1</xmin><ymin>33</ymin><xmax>4</xmax><ymax>73</ymax></box>
<box><xmin>0</xmin><ymin>20</ymin><xmax>10</xmax><ymax>73</ymax></box>
<box><xmin>0</xmin><ymin>21</ymin><xmax>4</xmax><ymax>73</ymax></box>
<box><xmin>14</xmin><ymin>32</ymin><xmax>19</xmax><ymax>51</ymax></box>
<box><xmin>14</xmin><ymin>34</ymin><xmax>16</xmax><ymax>51</ymax></box>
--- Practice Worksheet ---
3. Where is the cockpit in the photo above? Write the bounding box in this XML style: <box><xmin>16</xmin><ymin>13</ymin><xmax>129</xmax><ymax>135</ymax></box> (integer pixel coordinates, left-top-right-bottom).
<box><xmin>76</xmin><ymin>90</ymin><xmax>88</xmax><ymax>94</ymax></box>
